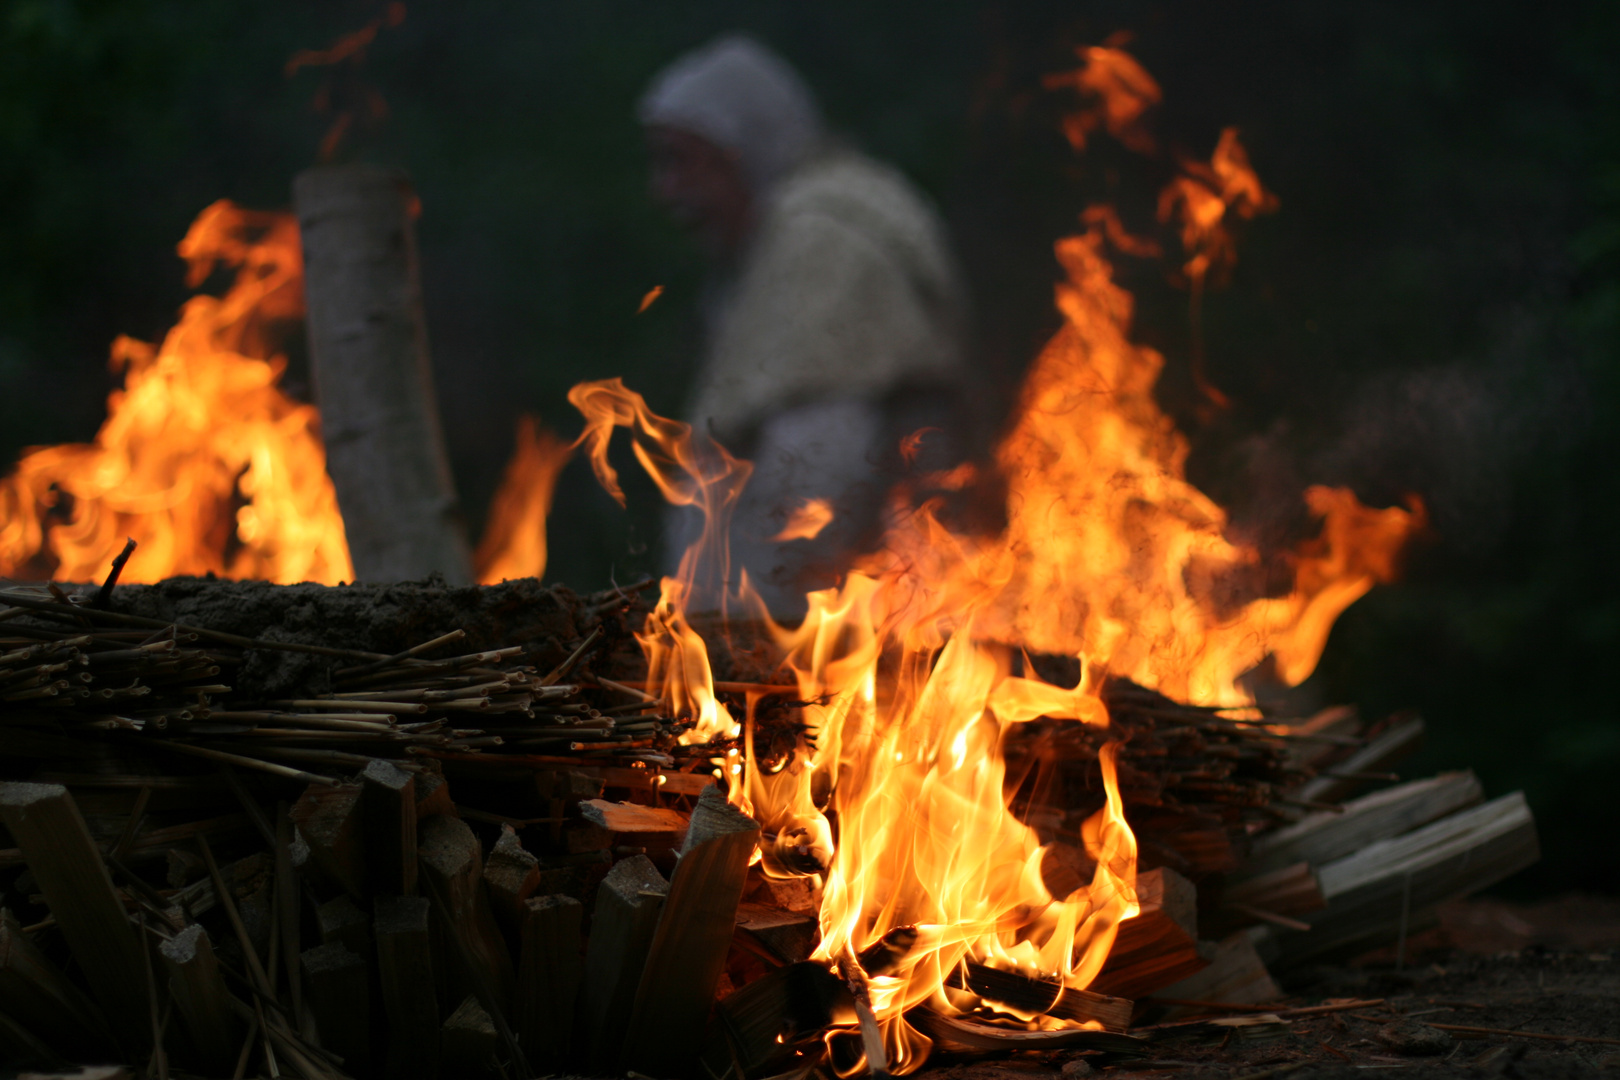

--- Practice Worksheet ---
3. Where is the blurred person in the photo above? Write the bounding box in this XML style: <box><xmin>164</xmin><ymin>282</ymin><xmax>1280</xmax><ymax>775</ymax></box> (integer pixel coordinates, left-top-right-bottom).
<box><xmin>640</xmin><ymin>34</ymin><xmax>971</xmax><ymax>616</ymax></box>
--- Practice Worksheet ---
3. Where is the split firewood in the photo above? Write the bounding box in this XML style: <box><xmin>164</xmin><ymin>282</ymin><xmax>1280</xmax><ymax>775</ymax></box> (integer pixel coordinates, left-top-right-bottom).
<box><xmin>0</xmin><ymin>907</ymin><xmax>117</xmax><ymax>1058</ymax></box>
<box><xmin>416</xmin><ymin>814</ymin><xmax>516</xmax><ymax>1015</ymax></box>
<box><xmin>440</xmin><ymin>995</ymin><xmax>501</xmax><ymax>1077</ymax></box>
<box><xmin>158</xmin><ymin>924</ymin><xmax>241</xmax><ymax>1074</ymax></box>
<box><xmin>580</xmin><ymin>854</ymin><xmax>668</xmax><ymax>1071</ymax></box>
<box><xmin>1239</xmin><ymin>770</ymin><xmax>1483</xmax><ymax>878</ymax></box>
<box><xmin>301</xmin><ymin>940</ymin><xmax>371</xmax><ymax>1074</ymax></box>
<box><xmin>0</xmin><ymin>782</ymin><xmax>150</xmax><ymax>1054</ymax></box>
<box><xmin>515</xmin><ymin>894</ymin><xmax>582</xmax><ymax>1072</ymax></box>
<box><xmin>289</xmin><ymin>780</ymin><xmax>367</xmax><ymax>899</ymax></box>
<box><xmin>625</xmin><ymin>786</ymin><xmax>761</xmax><ymax>1077</ymax></box>
<box><xmin>1296</xmin><ymin>716</ymin><xmax>1424</xmax><ymax>804</ymax></box>
<box><xmin>361</xmin><ymin>759</ymin><xmax>418</xmax><ymax>896</ymax></box>
<box><xmin>1268</xmin><ymin>791</ymin><xmax>1539</xmax><ymax>967</ymax></box>
<box><xmin>482</xmin><ymin>825</ymin><xmax>542</xmax><ymax>941</ymax></box>
<box><xmin>374</xmin><ymin>895</ymin><xmax>440</xmax><ymax>1080</ymax></box>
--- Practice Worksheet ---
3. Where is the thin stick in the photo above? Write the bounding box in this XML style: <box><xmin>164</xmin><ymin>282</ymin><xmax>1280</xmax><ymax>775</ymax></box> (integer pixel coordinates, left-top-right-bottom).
<box><xmin>335</xmin><ymin>628</ymin><xmax>468</xmax><ymax>679</ymax></box>
<box><xmin>220</xmin><ymin>766</ymin><xmax>278</xmax><ymax>849</ymax></box>
<box><xmin>539</xmin><ymin>625</ymin><xmax>602</xmax><ymax>686</ymax></box>
<box><xmin>141</xmin><ymin>915</ymin><xmax>171</xmax><ymax>1080</ymax></box>
<box><xmin>276</xmin><ymin>801</ymin><xmax>302</xmax><ymax>1021</ymax></box>
<box><xmin>596</xmin><ymin>675</ymin><xmax>657</xmax><ymax>703</ymax></box>
<box><xmin>143</xmin><ymin>740</ymin><xmax>340</xmax><ymax>786</ymax></box>
<box><xmin>93</xmin><ymin>538</ymin><xmax>138</xmax><ymax>609</ymax></box>
<box><xmin>232</xmin><ymin>1010</ymin><xmax>260</xmax><ymax>1080</ymax></box>
<box><xmin>1427</xmin><ymin>1024</ymin><xmax>1620</xmax><ymax>1046</ymax></box>
<box><xmin>1229</xmin><ymin>903</ymin><xmax>1313</xmax><ymax>932</ymax></box>
<box><xmin>197</xmin><ymin>834</ymin><xmax>274</xmax><ymax>1000</ymax></box>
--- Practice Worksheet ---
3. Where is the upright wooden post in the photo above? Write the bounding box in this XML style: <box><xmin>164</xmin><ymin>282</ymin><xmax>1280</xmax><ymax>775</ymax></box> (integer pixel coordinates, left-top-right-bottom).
<box><xmin>0</xmin><ymin>782</ymin><xmax>149</xmax><ymax>1054</ymax></box>
<box><xmin>293</xmin><ymin>163</ymin><xmax>473</xmax><ymax>584</ymax></box>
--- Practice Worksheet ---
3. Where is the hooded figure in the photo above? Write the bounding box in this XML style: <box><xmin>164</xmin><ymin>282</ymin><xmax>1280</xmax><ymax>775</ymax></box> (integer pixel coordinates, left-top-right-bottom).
<box><xmin>641</xmin><ymin>34</ymin><xmax>970</xmax><ymax>615</ymax></box>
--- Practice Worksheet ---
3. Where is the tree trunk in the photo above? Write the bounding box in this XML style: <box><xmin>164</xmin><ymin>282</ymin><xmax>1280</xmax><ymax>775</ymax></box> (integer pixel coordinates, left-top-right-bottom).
<box><xmin>294</xmin><ymin>164</ymin><xmax>473</xmax><ymax>584</ymax></box>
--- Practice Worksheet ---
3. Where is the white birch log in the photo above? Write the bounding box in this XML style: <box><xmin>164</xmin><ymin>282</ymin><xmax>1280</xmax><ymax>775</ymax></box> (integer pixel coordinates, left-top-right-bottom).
<box><xmin>294</xmin><ymin>164</ymin><xmax>473</xmax><ymax>584</ymax></box>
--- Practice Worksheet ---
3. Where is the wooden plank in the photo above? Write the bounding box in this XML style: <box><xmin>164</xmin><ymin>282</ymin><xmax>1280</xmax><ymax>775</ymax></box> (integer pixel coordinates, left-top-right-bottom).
<box><xmin>0</xmin><ymin>782</ymin><xmax>149</xmax><ymax>1054</ymax></box>
<box><xmin>301</xmin><ymin>940</ymin><xmax>371</xmax><ymax>1073</ymax></box>
<box><xmin>1297</xmin><ymin>717</ymin><xmax>1425</xmax><ymax>804</ymax></box>
<box><xmin>580</xmin><ymin>854</ymin><xmax>668</xmax><ymax>1071</ymax></box>
<box><xmin>158</xmin><ymin>924</ymin><xmax>241</xmax><ymax>1074</ymax></box>
<box><xmin>515</xmin><ymin>894</ymin><xmax>582</xmax><ymax>1073</ymax></box>
<box><xmin>289</xmin><ymin>780</ymin><xmax>367</xmax><ymax>899</ymax></box>
<box><xmin>1241</xmin><ymin>771</ymin><xmax>1483</xmax><ymax>878</ymax></box>
<box><xmin>482</xmin><ymin>825</ymin><xmax>541</xmax><ymax>942</ymax></box>
<box><xmin>1272</xmin><ymin>792</ymin><xmax>1539</xmax><ymax>967</ymax></box>
<box><xmin>624</xmin><ymin>786</ymin><xmax>759</xmax><ymax>1076</ymax></box>
<box><xmin>1221</xmin><ymin>861</ymin><xmax>1327</xmax><ymax>920</ymax></box>
<box><xmin>0</xmin><ymin>907</ymin><xmax>117</xmax><ymax>1057</ymax></box>
<box><xmin>1090</xmin><ymin>867</ymin><xmax>1207</xmax><ymax>1000</ymax></box>
<box><xmin>361</xmin><ymin>759</ymin><xmax>418</xmax><ymax>896</ymax></box>
<box><xmin>736</xmin><ymin>902</ymin><xmax>818</xmax><ymax>964</ymax></box>
<box><xmin>417</xmin><ymin>812</ymin><xmax>516</xmax><ymax>1015</ymax></box>
<box><xmin>374</xmin><ymin>895</ymin><xmax>440</xmax><ymax>1080</ymax></box>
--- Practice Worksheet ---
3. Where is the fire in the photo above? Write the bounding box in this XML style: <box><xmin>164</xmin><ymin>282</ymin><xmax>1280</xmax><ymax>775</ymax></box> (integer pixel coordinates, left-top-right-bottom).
<box><xmin>571</xmin><ymin>42</ymin><xmax>1422</xmax><ymax>1075</ymax></box>
<box><xmin>0</xmin><ymin>201</ymin><xmax>353</xmax><ymax>585</ymax></box>
<box><xmin>474</xmin><ymin>415</ymin><xmax>572</xmax><ymax>584</ymax></box>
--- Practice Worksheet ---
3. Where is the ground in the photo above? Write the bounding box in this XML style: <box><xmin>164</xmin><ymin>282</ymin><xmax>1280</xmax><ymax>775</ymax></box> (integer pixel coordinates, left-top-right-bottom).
<box><xmin>913</xmin><ymin>898</ymin><xmax>1620</xmax><ymax>1080</ymax></box>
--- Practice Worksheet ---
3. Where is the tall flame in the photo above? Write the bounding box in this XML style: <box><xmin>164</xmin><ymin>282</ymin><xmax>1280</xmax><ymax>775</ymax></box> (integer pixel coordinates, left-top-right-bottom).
<box><xmin>474</xmin><ymin>415</ymin><xmax>572</xmax><ymax>584</ymax></box>
<box><xmin>0</xmin><ymin>201</ymin><xmax>352</xmax><ymax>585</ymax></box>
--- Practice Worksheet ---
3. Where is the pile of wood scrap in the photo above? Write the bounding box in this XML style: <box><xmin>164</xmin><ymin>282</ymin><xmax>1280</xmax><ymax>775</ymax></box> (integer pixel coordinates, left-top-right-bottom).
<box><xmin>0</xmin><ymin>578</ymin><xmax>1544</xmax><ymax>1077</ymax></box>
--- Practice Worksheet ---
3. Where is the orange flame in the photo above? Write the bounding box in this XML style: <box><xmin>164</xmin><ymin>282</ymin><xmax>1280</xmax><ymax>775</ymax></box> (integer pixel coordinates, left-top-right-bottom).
<box><xmin>1045</xmin><ymin>42</ymin><xmax>1162</xmax><ymax>155</ymax></box>
<box><xmin>773</xmin><ymin>497</ymin><xmax>835</xmax><ymax>542</ymax></box>
<box><xmin>474</xmin><ymin>415</ymin><xmax>572</xmax><ymax>583</ymax></box>
<box><xmin>0</xmin><ymin>201</ymin><xmax>353</xmax><ymax>585</ymax></box>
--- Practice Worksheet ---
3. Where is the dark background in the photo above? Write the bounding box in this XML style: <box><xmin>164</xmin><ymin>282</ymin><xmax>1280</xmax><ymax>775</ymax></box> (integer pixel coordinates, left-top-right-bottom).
<box><xmin>3</xmin><ymin>1</ymin><xmax>1616</xmax><ymax>895</ymax></box>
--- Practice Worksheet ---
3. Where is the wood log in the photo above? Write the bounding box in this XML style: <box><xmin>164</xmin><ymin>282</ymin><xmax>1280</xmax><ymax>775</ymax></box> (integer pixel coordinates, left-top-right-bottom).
<box><xmin>1297</xmin><ymin>717</ymin><xmax>1425</xmax><ymax>804</ymax></box>
<box><xmin>954</xmin><ymin>964</ymin><xmax>1134</xmax><ymax>1031</ymax></box>
<box><xmin>1151</xmin><ymin>929</ymin><xmax>1282</xmax><ymax>1017</ymax></box>
<box><xmin>441</xmin><ymin>994</ymin><xmax>501</xmax><ymax>1077</ymax></box>
<box><xmin>1090</xmin><ymin>867</ymin><xmax>1207</xmax><ymax>1000</ymax></box>
<box><xmin>361</xmin><ymin>759</ymin><xmax>417</xmax><ymax>896</ymax></box>
<box><xmin>1241</xmin><ymin>771</ymin><xmax>1483</xmax><ymax>878</ymax></box>
<box><xmin>0</xmin><ymin>782</ymin><xmax>149</xmax><ymax>1054</ymax></box>
<box><xmin>158</xmin><ymin>924</ymin><xmax>241</xmax><ymax>1074</ymax></box>
<box><xmin>289</xmin><ymin>780</ymin><xmax>367</xmax><ymax>899</ymax></box>
<box><xmin>374</xmin><ymin>895</ymin><xmax>440</xmax><ymax>1080</ymax></box>
<box><xmin>696</xmin><ymin>961</ymin><xmax>853</xmax><ymax>1080</ymax></box>
<box><xmin>0</xmin><ymin>907</ymin><xmax>116</xmax><ymax>1056</ymax></box>
<box><xmin>301</xmin><ymin>940</ymin><xmax>371</xmax><ymax>1074</ymax></box>
<box><xmin>579</xmin><ymin>854</ymin><xmax>667</xmax><ymax>1071</ymax></box>
<box><xmin>417</xmin><ymin>813</ymin><xmax>515</xmax><ymax>1015</ymax></box>
<box><xmin>1270</xmin><ymin>791</ymin><xmax>1539</xmax><ymax>967</ymax></box>
<box><xmin>482</xmin><ymin>825</ymin><xmax>541</xmax><ymax>941</ymax></box>
<box><xmin>1220</xmin><ymin>861</ymin><xmax>1327</xmax><ymax>924</ymax></box>
<box><xmin>624</xmin><ymin>786</ymin><xmax>760</xmax><ymax>1077</ymax></box>
<box><xmin>293</xmin><ymin>163</ymin><xmax>473</xmax><ymax>584</ymax></box>
<box><xmin>515</xmin><ymin>894</ymin><xmax>582</xmax><ymax>1073</ymax></box>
